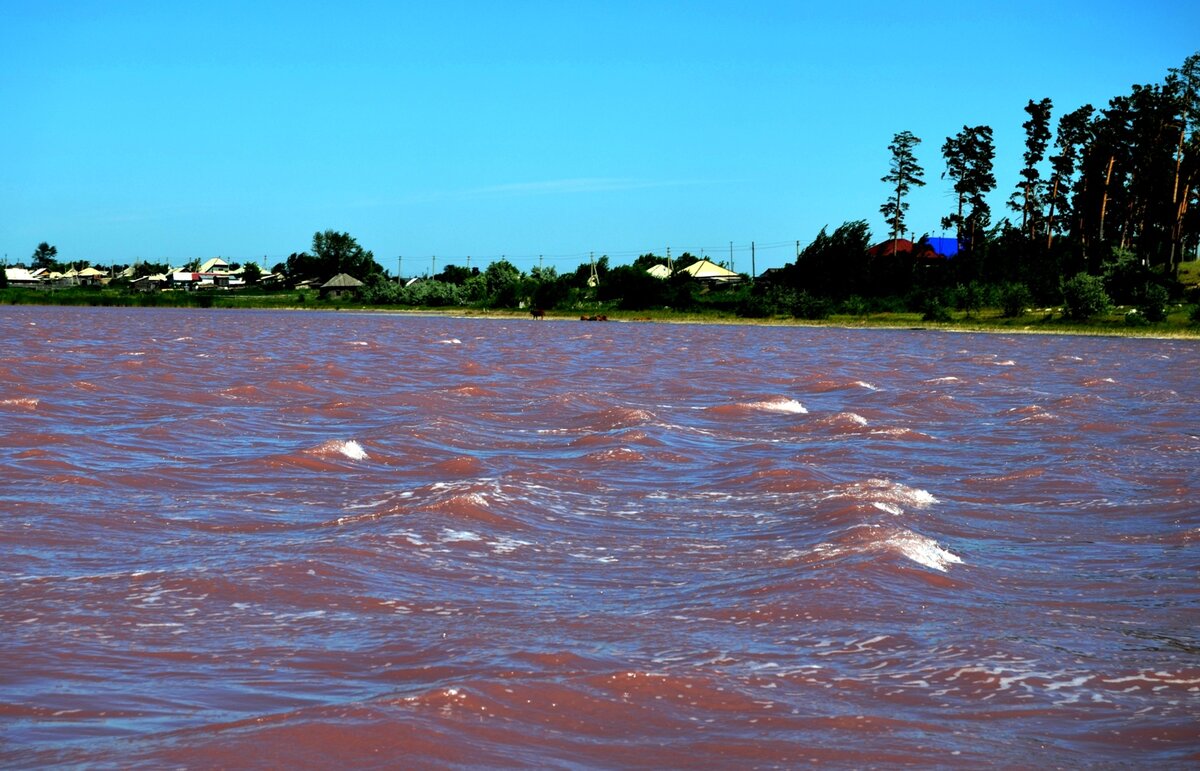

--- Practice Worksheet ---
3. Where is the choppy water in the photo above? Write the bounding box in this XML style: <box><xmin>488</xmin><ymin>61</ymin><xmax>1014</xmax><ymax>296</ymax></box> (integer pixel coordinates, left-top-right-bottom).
<box><xmin>2</xmin><ymin>306</ymin><xmax>1198</xmax><ymax>768</ymax></box>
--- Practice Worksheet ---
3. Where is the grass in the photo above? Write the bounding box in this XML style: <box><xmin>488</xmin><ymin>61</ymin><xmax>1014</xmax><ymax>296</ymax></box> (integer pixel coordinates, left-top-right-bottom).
<box><xmin>1177</xmin><ymin>259</ymin><xmax>1200</xmax><ymax>288</ymax></box>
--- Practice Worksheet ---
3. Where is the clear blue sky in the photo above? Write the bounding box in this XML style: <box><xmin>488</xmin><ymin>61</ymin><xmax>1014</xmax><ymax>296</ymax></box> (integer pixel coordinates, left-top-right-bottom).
<box><xmin>3</xmin><ymin>1</ymin><xmax>1197</xmax><ymax>275</ymax></box>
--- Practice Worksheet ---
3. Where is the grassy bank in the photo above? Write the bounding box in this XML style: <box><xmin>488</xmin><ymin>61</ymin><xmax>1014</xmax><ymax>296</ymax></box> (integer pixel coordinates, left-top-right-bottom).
<box><xmin>3</xmin><ymin>285</ymin><xmax>1199</xmax><ymax>338</ymax></box>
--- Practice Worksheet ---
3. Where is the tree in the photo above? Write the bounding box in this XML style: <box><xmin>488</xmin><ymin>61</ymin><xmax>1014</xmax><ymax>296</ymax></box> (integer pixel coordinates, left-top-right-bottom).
<box><xmin>880</xmin><ymin>131</ymin><xmax>925</xmax><ymax>247</ymax></box>
<box><xmin>132</xmin><ymin>261</ymin><xmax>171</xmax><ymax>279</ymax></box>
<box><xmin>789</xmin><ymin>220</ymin><xmax>872</xmax><ymax>298</ymax></box>
<box><xmin>31</xmin><ymin>242</ymin><xmax>59</xmax><ymax>271</ymax></box>
<box><xmin>1061</xmin><ymin>272</ymin><xmax>1111</xmax><ymax>319</ymax></box>
<box><xmin>310</xmin><ymin>230</ymin><xmax>382</xmax><ymax>282</ymax></box>
<box><xmin>1044</xmin><ymin>104</ymin><xmax>1095</xmax><ymax>250</ymax></box>
<box><xmin>242</xmin><ymin>262</ymin><xmax>263</xmax><ymax>285</ymax></box>
<box><xmin>941</xmin><ymin>125</ymin><xmax>996</xmax><ymax>267</ymax></box>
<box><xmin>1009</xmin><ymin>98</ymin><xmax>1053</xmax><ymax>240</ymax></box>
<box><xmin>434</xmin><ymin>264</ymin><xmax>478</xmax><ymax>285</ymax></box>
<box><xmin>483</xmin><ymin>259</ymin><xmax>522</xmax><ymax>307</ymax></box>
<box><xmin>1167</xmin><ymin>52</ymin><xmax>1200</xmax><ymax>267</ymax></box>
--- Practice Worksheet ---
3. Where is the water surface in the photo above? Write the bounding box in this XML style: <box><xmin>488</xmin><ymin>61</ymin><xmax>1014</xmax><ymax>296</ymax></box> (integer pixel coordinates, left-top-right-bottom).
<box><xmin>2</xmin><ymin>306</ymin><xmax>1198</xmax><ymax>767</ymax></box>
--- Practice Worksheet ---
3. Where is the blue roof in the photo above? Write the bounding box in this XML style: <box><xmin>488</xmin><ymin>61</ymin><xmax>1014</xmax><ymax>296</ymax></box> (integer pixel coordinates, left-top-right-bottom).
<box><xmin>926</xmin><ymin>237</ymin><xmax>959</xmax><ymax>258</ymax></box>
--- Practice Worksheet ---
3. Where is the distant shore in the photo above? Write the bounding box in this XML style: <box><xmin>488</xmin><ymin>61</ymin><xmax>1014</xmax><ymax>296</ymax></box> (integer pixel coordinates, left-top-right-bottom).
<box><xmin>3</xmin><ymin>289</ymin><xmax>1198</xmax><ymax>339</ymax></box>
<box><xmin>285</xmin><ymin>305</ymin><xmax>1200</xmax><ymax>340</ymax></box>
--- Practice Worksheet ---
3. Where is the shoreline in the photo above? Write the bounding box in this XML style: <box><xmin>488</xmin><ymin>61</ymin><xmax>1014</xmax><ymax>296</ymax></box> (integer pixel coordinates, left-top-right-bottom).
<box><xmin>4</xmin><ymin>298</ymin><xmax>1198</xmax><ymax>340</ymax></box>
<box><xmin>254</xmin><ymin>305</ymin><xmax>1200</xmax><ymax>340</ymax></box>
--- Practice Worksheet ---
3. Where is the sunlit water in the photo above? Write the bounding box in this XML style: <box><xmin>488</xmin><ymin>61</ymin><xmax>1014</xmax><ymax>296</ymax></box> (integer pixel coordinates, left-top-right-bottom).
<box><xmin>2</xmin><ymin>306</ymin><xmax>1198</xmax><ymax>767</ymax></box>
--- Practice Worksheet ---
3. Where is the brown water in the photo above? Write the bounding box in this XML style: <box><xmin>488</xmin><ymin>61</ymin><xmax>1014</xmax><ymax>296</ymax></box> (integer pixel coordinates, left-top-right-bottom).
<box><xmin>2</xmin><ymin>306</ymin><xmax>1198</xmax><ymax>768</ymax></box>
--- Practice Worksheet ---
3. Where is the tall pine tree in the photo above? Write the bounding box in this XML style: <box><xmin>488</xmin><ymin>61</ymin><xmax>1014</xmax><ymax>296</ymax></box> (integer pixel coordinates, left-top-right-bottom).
<box><xmin>880</xmin><ymin>131</ymin><xmax>925</xmax><ymax>250</ymax></box>
<box><xmin>1009</xmin><ymin>98</ymin><xmax>1053</xmax><ymax>241</ymax></box>
<box><xmin>941</xmin><ymin>125</ymin><xmax>996</xmax><ymax>267</ymax></box>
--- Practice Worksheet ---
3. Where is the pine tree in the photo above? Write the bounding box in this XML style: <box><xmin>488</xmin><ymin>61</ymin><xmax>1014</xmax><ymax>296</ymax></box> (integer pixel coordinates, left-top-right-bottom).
<box><xmin>1009</xmin><ymin>98</ymin><xmax>1053</xmax><ymax>240</ymax></box>
<box><xmin>941</xmin><ymin>125</ymin><xmax>996</xmax><ymax>262</ymax></box>
<box><xmin>1044</xmin><ymin>104</ymin><xmax>1095</xmax><ymax>250</ymax></box>
<box><xmin>880</xmin><ymin>131</ymin><xmax>925</xmax><ymax>250</ymax></box>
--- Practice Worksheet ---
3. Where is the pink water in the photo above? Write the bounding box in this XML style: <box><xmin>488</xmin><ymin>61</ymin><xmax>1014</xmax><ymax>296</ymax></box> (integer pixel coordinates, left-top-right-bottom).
<box><xmin>2</xmin><ymin>306</ymin><xmax>1198</xmax><ymax>767</ymax></box>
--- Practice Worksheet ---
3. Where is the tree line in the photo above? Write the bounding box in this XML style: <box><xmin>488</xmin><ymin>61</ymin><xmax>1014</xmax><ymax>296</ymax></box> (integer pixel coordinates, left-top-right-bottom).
<box><xmin>828</xmin><ymin>52</ymin><xmax>1200</xmax><ymax>312</ymax></box>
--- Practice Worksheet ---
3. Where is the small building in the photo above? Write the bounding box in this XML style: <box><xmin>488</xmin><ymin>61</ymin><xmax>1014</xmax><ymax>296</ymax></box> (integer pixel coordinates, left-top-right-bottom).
<box><xmin>4</xmin><ymin>267</ymin><xmax>43</xmax><ymax>287</ymax></box>
<box><xmin>925</xmin><ymin>237</ymin><xmax>959</xmax><ymax>259</ymax></box>
<box><xmin>320</xmin><ymin>273</ymin><xmax>364</xmax><ymax>300</ymax></box>
<box><xmin>645</xmin><ymin>264</ymin><xmax>672</xmax><ymax>280</ymax></box>
<box><xmin>170</xmin><ymin>271</ymin><xmax>200</xmax><ymax>290</ymax></box>
<box><xmin>867</xmin><ymin>237</ymin><xmax>959</xmax><ymax>261</ymax></box>
<box><xmin>677</xmin><ymin>259</ymin><xmax>742</xmax><ymax>284</ymax></box>
<box><xmin>131</xmin><ymin>274</ymin><xmax>169</xmax><ymax>292</ymax></box>
<box><xmin>198</xmin><ymin>257</ymin><xmax>230</xmax><ymax>274</ymax></box>
<box><xmin>76</xmin><ymin>266</ymin><xmax>106</xmax><ymax>286</ymax></box>
<box><xmin>866</xmin><ymin>238</ymin><xmax>916</xmax><ymax>258</ymax></box>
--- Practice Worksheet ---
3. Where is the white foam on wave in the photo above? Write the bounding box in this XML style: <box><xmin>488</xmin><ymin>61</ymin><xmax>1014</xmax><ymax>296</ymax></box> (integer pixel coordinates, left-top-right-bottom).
<box><xmin>441</xmin><ymin>529</ymin><xmax>482</xmax><ymax>543</ymax></box>
<box><xmin>805</xmin><ymin>524</ymin><xmax>963</xmax><ymax>572</ymax></box>
<box><xmin>313</xmin><ymin>439</ymin><xmax>368</xmax><ymax>460</ymax></box>
<box><xmin>1</xmin><ymin>397</ymin><xmax>39</xmax><ymax>409</ymax></box>
<box><xmin>437</xmin><ymin>338</ymin><xmax>462</xmax><ymax>345</ymax></box>
<box><xmin>841</xmin><ymin>478</ymin><xmax>939</xmax><ymax>510</ymax></box>
<box><xmin>488</xmin><ymin>536</ymin><xmax>532</xmax><ymax>554</ymax></box>
<box><xmin>748</xmin><ymin>397</ymin><xmax>808</xmax><ymax>414</ymax></box>
<box><xmin>854</xmin><ymin>381</ymin><xmax>880</xmax><ymax>391</ymax></box>
<box><xmin>872</xmin><ymin>502</ymin><xmax>904</xmax><ymax>515</ymax></box>
<box><xmin>926</xmin><ymin>376</ymin><xmax>960</xmax><ymax>383</ymax></box>
<box><xmin>340</xmin><ymin>440</ymin><xmax>369</xmax><ymax>460</ymax></box>
<box><xmin>885</xmin><ymin>530</ymin><xmax>963</xmax><ymax>572</ymax></box>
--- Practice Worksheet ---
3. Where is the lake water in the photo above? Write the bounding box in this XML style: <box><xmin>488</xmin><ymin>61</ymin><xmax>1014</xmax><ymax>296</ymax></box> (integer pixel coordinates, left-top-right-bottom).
<box><xmin>2</xmin><ymin>306</ymin><xmax>1198</xmax><ymax>767</ymax></box>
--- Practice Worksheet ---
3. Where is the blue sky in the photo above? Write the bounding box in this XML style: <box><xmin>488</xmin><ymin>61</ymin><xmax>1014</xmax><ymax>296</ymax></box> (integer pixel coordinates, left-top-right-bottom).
<box><xmin>3</xmin><ymin>1</ymin><xmax>1198</xmax><ymax>275</ymax></box>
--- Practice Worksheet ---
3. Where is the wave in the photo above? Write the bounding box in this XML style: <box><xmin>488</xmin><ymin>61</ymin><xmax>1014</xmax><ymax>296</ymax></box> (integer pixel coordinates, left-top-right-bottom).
<box><xmin>806</xmin><ymin>524</ymin><xmax>964</xmax><ymax>573</ymax></box>
<box><xmin>310</xmin><ymin>439</ymin><xmax>369</xmax><ymax>461</ymax></box>
<box><xmin>829</xmin><ymin>478</ymin><xmax>939</xmax><ymax>511</ymax></box>
<box><xmin>707</xmin><ymin>396</ymin><xmax>808</xmax><ymax>416</ymax></box>
<box><xmin>0</xmin><ymin>397</ymin><xmax>39</xmax><ymax>410</ymax></box>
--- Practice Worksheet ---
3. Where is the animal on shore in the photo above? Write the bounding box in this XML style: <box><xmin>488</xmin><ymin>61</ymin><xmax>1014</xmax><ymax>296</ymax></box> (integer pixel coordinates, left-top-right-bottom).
<box><xmin>579</xmin><ymin>314</ymin><xmax>608</xmax><ymax>322</ymax></box>
<box><xmin>530</xmin><ymin>308</ymin><xmax>546</xmax><ymax>320</ymax></box>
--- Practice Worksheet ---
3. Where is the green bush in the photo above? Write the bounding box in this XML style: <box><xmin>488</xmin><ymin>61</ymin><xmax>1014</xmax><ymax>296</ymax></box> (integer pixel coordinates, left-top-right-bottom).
<box><xmin>840</xmin><ymin>295</ymin><xmax>869</xmax><ymax>316</ymax></box>
<box><xmin>951</xmin><ymin>282</ymin><xmax>988</xmax><ymax>316</ymax></box>
<box><xmin>922</xmin><ymin>300</ymin><xmax>952</xmax><ymax>322</ymax></box>
<box><xmin>739</xmin><ymin>286</ymin><xmax>795</xmax><ymax>318</ymax></box>
<box><xmin>1189</xmin><ymin>304</ymin><xmax>1200</xmax><ymax>324</ymax></box>
<box><xmin>791</xmin><ymin>291</ymin><xmax>833</xmax><ymax>320</ymax></box>
<box><xmin>1102</xmin><ymin>247</ymin><xmax>1151</xmax><ymax>305</ymax></box>
<box><xmin>1124</xmin><ymin>309</ymin><xmax>1150</xmax><ymax>326</ymax></box>
<box><xmin>998</xmin><ymin>282</ymin><xmax>1033</xmax><ymax>317</ymax></box>
<box><xmin>1061</xmin><ymin>273</ymin><xmax>1111</xmax><ymax>320</ymax></box>
<box><xmin>1136</xmin><ymin>283</ymin><xmax>1169</xmax><ymax>322</ymax></box>
<box><xmin>402</xmin><ymin>279</ymin><xmax>461</xmax><ymax>307</ymax></box>
<box><xmin>870</xmin><ymin>295</ymin><xmax>909</xmax><ymax>314</ymax></box>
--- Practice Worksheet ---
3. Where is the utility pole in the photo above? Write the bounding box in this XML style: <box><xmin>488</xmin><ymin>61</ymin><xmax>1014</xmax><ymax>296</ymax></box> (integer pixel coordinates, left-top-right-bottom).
<box><xmin>751</xmin><ymin>241</ymin><xmax>756</xmax><ymax>280</ymax></box>
<box><xmin>795</xmin><ymin>240</ymin><xmax>800</xmax><ymax>261</ymax></box>
<box><xmin>431</xmin><ymin>256</ymin><xmax>436</xmax><ymax>277</ymax></box>
<box><xmin>729</xmin><ymin>241</ymin><xmax>734</xmax><ymax>273</ymax></box>
<box><xmin>466</xmin><ymin>255</ymin><xmax>471</xmax><ymax>271</ymax></box>
<box><xmin>539</xmin><ymin>254</ymin><xmax>543</xmax><ymax>271</ymax></box>
<box><xmin>397</xmin><ymin>255</ymin><xmax>402</xmax><ymax>282</ymax></box>
<box><xmin>666</xmin><ymin>246</ymin><xmax>672</xmax><ymax>272</ymax></box>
